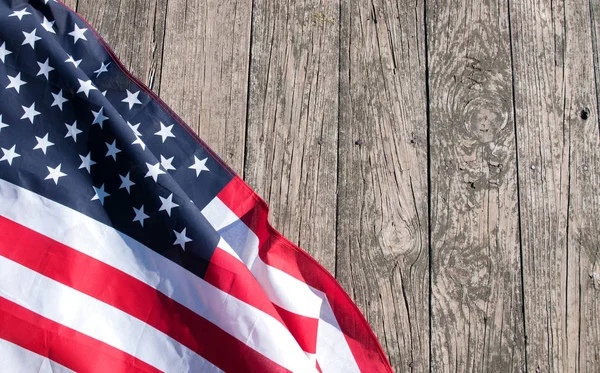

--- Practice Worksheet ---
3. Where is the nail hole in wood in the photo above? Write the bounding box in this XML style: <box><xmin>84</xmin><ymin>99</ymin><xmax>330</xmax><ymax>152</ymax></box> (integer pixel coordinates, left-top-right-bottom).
<box><xmin>580</xmin><ymin>108</ymin><xmax>589</xmax><ymax>120</ymax></box>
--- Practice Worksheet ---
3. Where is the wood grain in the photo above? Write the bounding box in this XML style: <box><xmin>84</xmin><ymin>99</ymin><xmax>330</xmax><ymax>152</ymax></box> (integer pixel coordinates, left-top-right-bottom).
<box><xmin>61</xmin><ymin>0</ymin><xmax>76</xmax><ymax>10</ymax></box>
<box><xmin>76</xmin><ymin>0</ymin><xmax>168</xmax><ymax>93</ymax></box>
<box><xmin>159</xmin><ymin>0</ymin><xmax>252</xmax><ymax>174</ymax></box>
<box><xmin>508</xmin><ymin>0</ymin><xmax>600</xmax><ymax>371</ymax></box>
<box><xmin>245</xmin><ymin>0</ymin><xmax>339</xmax><ymax>273</ymax></box>
<box><xmin>588</xmin><ymin>4</ymin><xmax>600</xmax><ymax>371</ymax></box>
<box><xmin>563</xmin><ymin>1</ymin><xmax>600</xmax><ymax>371</ymax></box>
<box><xmin>338</xmin><ymin>0</ymin><xmax>429</xmax><ymax>370</ymax></box>
<box><xmin>427</xmin><ymin>0</ymin><xmax>525</xmax><ymax>371</ymax></box>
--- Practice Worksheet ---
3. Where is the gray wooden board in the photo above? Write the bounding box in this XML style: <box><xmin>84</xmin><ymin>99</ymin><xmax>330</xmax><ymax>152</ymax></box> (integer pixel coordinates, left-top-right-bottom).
<box><xmin>338</xmin><ymin>0</ymin><xmax>429</xmax><ymax>370</ymax></box>
<box><xmin>427</xmin><ymin>0</ymin><xmax>525</xmax><ymax>371</ymax></box>
<box><xmin>245</xmin><ymin>0</ymin><xmax>339</xmax><ymax>275</ymax></box>
<box><xmin>59</xmin><ymin>0</ymin><xmax>600</xmax><ymax>371</ymax></box>
<box><xmin>510</xmin><ymin>0</ymin><xmax>600</xmax><ymax>371</ymax></box>
<box><xmin>509</xmin><ymin>1</ymin><xmax>570</xmax><ymax>369</ymax></box>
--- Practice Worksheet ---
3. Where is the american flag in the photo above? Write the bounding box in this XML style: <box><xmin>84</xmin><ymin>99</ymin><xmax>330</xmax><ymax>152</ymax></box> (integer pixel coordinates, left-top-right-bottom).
<box><xmin>0</xmin><ymin>0</ymin><xmax>392</xmax><ymax>371</ymax></box>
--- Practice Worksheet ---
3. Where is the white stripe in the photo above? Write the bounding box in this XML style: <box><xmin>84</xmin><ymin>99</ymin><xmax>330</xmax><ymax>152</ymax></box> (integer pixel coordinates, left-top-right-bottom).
<box><xmin>0</xmin><ymin>178</ymin><xmax>316</xmax><ymax>373</ymax></box>
<box><xmin>251</xmin><ymin>257</ymin><xmax>323</xmax><ymax>318</ymax></box>
<box><xmin>316</xmin><ymin>298</ymin><xmax>361</xmax><ymax>373</ymax></box>
<box><xmin>0</xmin><ymin>338</ymin><xmax>75</xmax><ymax>373</ymax></box>
<box><xmin>0</xmin><ymin>256</ymin><xmax>219</xmax><ymax>373</ymax></box>
<box><xmin>201</xmin><ymin>196</ymin><xmax>240</xmax><ymax>231</ymax></box>
<box><xmin>203</xmin><ymin>197</ymin><xmax>324</xmax><ymax>318</ymax></box>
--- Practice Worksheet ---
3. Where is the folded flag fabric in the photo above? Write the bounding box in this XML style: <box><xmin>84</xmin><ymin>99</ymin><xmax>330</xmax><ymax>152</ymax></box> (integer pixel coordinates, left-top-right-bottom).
<box><xmin>0</xmin><ymin>0</ymin><xmax>392</xmax><ymax>371</ymax></box>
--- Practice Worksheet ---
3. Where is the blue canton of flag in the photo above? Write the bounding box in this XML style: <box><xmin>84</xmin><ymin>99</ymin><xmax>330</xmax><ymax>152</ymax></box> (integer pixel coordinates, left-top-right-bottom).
<box><xmin>0</xmin><ymin>0</ymin><xmax>231</xmax><ymax>277</ymax></box>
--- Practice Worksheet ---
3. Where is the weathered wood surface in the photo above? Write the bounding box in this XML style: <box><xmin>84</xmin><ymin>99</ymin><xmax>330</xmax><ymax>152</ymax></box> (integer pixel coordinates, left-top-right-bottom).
<box><xmin>427</xmin><ymin>0</ymin><xmax>525</xmax><ymax>371</ymax></box>
<box><xmin>71</xmin><ymin>0</ymin><xmax>600</xmax><ymax>371</ymax></box>
<box><xmin>338</xmin><ymin>0</ymin><xmax>429</xmax><ymax>370</ymax></box>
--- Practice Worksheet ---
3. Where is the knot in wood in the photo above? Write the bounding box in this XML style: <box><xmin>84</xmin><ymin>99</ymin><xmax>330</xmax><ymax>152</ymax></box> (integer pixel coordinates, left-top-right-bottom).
<box><xmin>463</xmin><ymin>97</ymin><xmax>508</xmax><ymax>143</ymax></box>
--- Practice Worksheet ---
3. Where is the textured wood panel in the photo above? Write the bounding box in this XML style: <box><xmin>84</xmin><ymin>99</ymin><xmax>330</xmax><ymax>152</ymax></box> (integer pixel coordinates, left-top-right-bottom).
<box><xmin>587</xmin><ymin>1</ymin><xmax>600</xmax><ymax>370</ymax></box>
<box><xmin>159</xmin><ymin>0</ymin><xmax>252</xmax><ymax>174</ymax></box>
<box><xmin>509</xmin><ymin>0</ymin><xmax>600</xmax><ymax>371</ymax></box>
<box><xmin>245</xmin><ymin>0</ymin><xmax>339</xmax><ymax>273</ymax></box>
<box><xmin>562</xmin><ymin>1</ymin><xmax>600</xmax><ymax>371</ymax></box>
<box><xmin>510</xmin><ymin>1</ymin><xmax>569</xmax><ymax>370</ymax></box>
<box><xmin>427</xmin><ymin>0</ymin><xmax>525</xmax><ymax>371</ymax></box>
<box><xmin>338</xmin><ymin>0</ymin><xmax>429</xmax><ymax>370</ymax></box>
<box><xmin>61</xmin><ymin>0</ymin><xmax>76</xmax><ymax>10</ymax></box>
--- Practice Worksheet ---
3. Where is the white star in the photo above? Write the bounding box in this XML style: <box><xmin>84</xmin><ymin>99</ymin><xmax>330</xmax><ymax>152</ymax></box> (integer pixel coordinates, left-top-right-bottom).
<box><xmin>101</xmin><ymin>90</ymin><xmax>107</xmax><ymax>96</ymax></box>
<box><xmin>132</xmin><ymin>205</ymin><xmax>149</xmax><ymax>227</ymax></box>
<box><xmin>65</xmin><ymin>121</ymin><xmax>82</xmax><ymax>142</ymax></box>
<box><xmin>91</xmin><ymin>184</ymin><xmax>110</xmax><ymax>205</ymax></box>
<box><xmin>0</xmin><ymin>145</ymin><xmax>20</xmax><ymax>165</ymax></box>
<box><xmin>78</xmin><ymin>152</ymin><xmax>96</xmax><ymax>173</ymax></box>
<box><xmin>41</xmin><ymin>16</ymin><xmax>55</xmax><ymax>33</ymax></box>
<box><xmin>92</xmin><ymin>107</ymin><xmax>108</xmax><ymax>128</ymax></box>
<box><xmin>132</xmin><ymin>136</ymin><xmax>146</xmax><ymax>150</ymax></box>
<box><xmin>65</xmin><ymin>55</ymin><xmax>82</xmax><ymax>68</ymax></box>
<box><xmin>0</xmin><ymin>42</ymin><xmax>12</xmax><ymax>63</ymax></box>
<box><xmin>44</xmin><ymin>164</ymin><xmax>67</xmax><ymax>185</ymax></box>
<box><xmin>77</xmin><ymin>79</ymin><xmax>97</xmax><ymax>97</ymax></box>
<box><xmin>21</xmin><ymin>103</ymin><xmax>40</xmax><ymax>124</ymax></box>
<box><xmin>119</xmin><ymin>172</ymin><xmax>135</xmax><ymax>193</ymax></box>
<box><xmin>105</xmin><ymin>140</ymin><xmax>121</xmax><ymax>160</ymax></box>
<box><xmin>22</xmin><ymin>29</ymin><xmax>41</xmax><ymax>49</ymax></box>
<box><xmin>128</xmin><ymin>121</ymin><xmax>142</xmax><ymax>136</ymax></box>
<box><xmin>68</xmin><ymin>24</ymin><xmax>87</xmax><ymax>44</ymax></box>
<box><xmin>0</xmin><ymin>115</ymin><xmax>8</xmax><ymax>133</ymax></box>
<box><xmin>6</xmin><ymin>73</ymin><xmax>26</xmax><ymax>93</ymax></box>
<box><xmin>160</xmin><ymin>155</ymin><xmax>176</xmax><ymax>171</ymax></box>
<box><xmin>94</xmin><ymin>62</ymin><xmax>110</xmax><ymax>77</ymax></box>
<box><xmin>173</xmin><ymin>228</ymin><xmax>192</xmax><ymax>250</ymax></box>
<box><xmin>51</xmin><ymin>90</ymin><xmax>68</xmax><ymax>110</ymax></box>
<box><xmin>145</xmin><ymin>162</ymin><xmax>165</xmax><ymax>182</ymax></box>
<box><xmin>159</xmin><ymin>193</ymin><xmax>179</xmax><ymax>216</ymax></box>
<box><xmin>189</xmin><ymin>156</ymin><xmax>209</xmax><ymax>176</ymax></box>
<box><xmin>122</xmin><ymin>89</ymin><xmax>141</xmax><ymax>110</ymax></box>
<box><xmin>33</xmin><ymin>133</ymin><xmax>54</xmax><ymax>154</ymax></box>
<box><xmin>9</xmin><ymin>8</ymin><xmax>31</xmax><ymax>20</ymax></box>
<box><xmin>154</xmin><ymin>122</ymin><xmax>175</xmax><ymax>143</ymax></box>
<box><xmin>37</xmin><ymin>58</ymin><xmax>54</xmax><ymax>79</ymax></box>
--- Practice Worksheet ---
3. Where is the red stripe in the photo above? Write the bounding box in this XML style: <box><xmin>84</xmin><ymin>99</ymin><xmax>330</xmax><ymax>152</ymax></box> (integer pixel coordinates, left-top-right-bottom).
<box><xmin>205</xmin><ymin>248</ymin><xmax>318</xmax><ymax>354</ymax></box>
<box><xmin>217</xmin><ymin>177</ymin><xmax>393</xmax><ymax>372</ymax></box>
<box><xmin>272</xmin><ymin>304</ymin><xmax>318</xmax><ymax>354</ymax></box>
<box><xmin>204</xmin><ymin>248</ymin><xmax>285</xmax><ymax>325</ymax></box>
<box><xmin>0</xmin><ymin>215</ymin><xmax>288</xmax><ymax>373</ymax></box>
<box><xmin>0</xmin><ymin>296</ymin><xmax>160</xmax><ymax>373</ymax></box>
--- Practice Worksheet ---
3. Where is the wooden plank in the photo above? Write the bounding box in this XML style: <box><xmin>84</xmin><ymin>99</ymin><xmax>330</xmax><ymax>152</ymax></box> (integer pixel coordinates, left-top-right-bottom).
<box><xmin>510</xmin><ymin>0</ymin><xmax>600</xmax><ymax>371</ymax></box>
<box><xmin>587</xmin><ymin>1</ymin><xmax>600</xmax><ymax>370</ymax></box>
<box><xmin>509</xmin><ymin>2</ymin><xmax>569</xmax><ymax>370</ymax></box>
<box><xmin>76</xmin><ymin>0</ymin><xmax>168</xmax><ymax>93</ymax></box>
<box><xmin>245</xmin><ymin>0</ymin><xmax>339</xmax><ymax>273</ymax></box>
<box><xmin>563</xmin><ymin>1</ymin><xmax>600</xmax><ymax>371</ymax></box>
<box><xmin>159</xmin><ymin>0</ymin><xmax>252</xmax><ymax>174</ymax></box>
<box><xmin>61</xmin><ymin>0</ymin><xmax>77</xmax><ymax>10</ymax></box>
<box><xmin>427</xmin><ymin>0</ymin><xmax>525</xmax><ymax>371</ymax></box>
<box><xmin>338</xmin><ymin>1</ymin><xmax>428</xmax><ymax>371</ymax></box>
